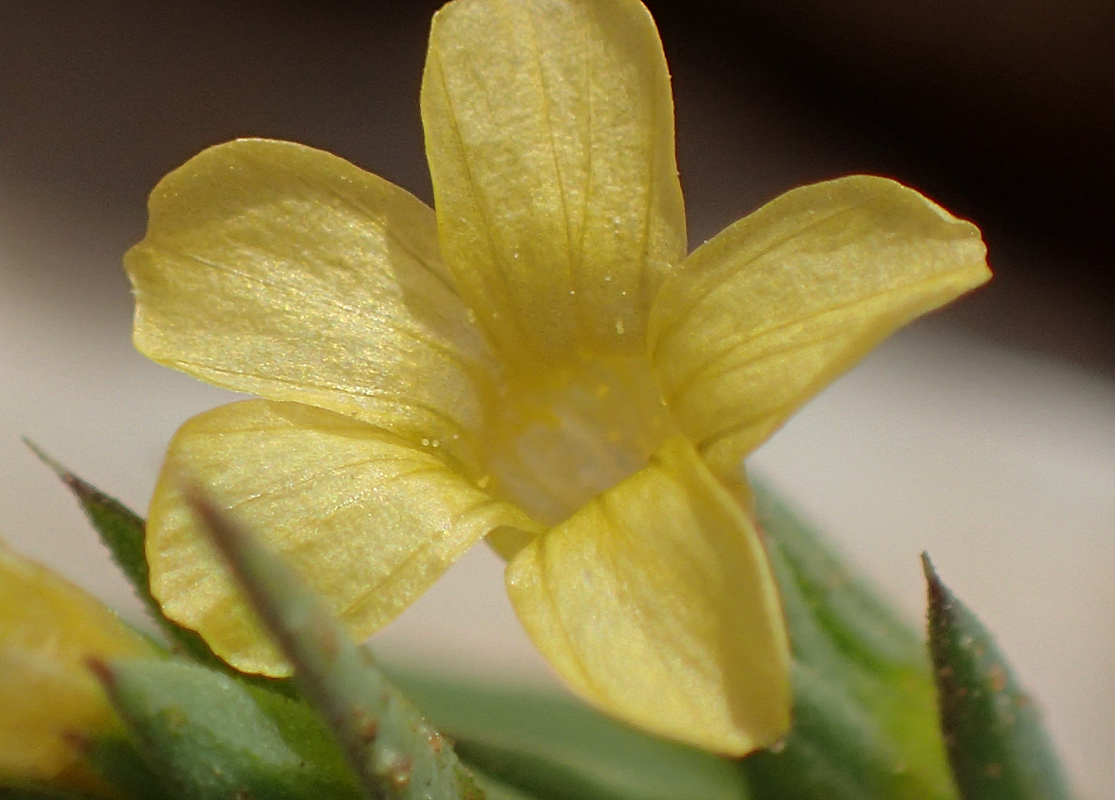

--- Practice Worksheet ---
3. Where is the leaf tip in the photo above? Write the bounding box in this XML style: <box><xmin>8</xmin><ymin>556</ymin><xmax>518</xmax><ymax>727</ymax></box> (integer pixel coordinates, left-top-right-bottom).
<box><xmin>86</xmin><ymin>657</ymin><xmax>117</xmax><ymax>692</ymax></box>
<box><xmin>23</xmin><ymin>436</ymin><xmax>102</xmax><ymax>503</ymax></box>
<box><xmin>922</xmin><ymin>555</ymin><xmax>1074</xmax><ymax>799</ymax></box>
<box><xmin>921</xmin><ymin>551</ymin><xmax>948</xmax><ymax>614</ymax></box>
<box><xmin>177</xmin><ymin>477</ymin><xmax>243</xmax><ymax>572</ymax></box>
<box><xmin>60</xmin><ymin>727</ymin><xmax>92</xmax><ymax>756</ymax></box>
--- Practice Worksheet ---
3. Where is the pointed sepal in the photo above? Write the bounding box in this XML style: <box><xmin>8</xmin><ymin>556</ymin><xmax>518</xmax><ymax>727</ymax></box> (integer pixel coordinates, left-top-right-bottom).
<box><xmin>24</xmin><ymin>442</ymin><xmax>215</xmax><ymax>667</ymax></box>
<box><xmin>923</xmin><ymin>554</ymin><xmax>1073</xmax><ymax>800</ymax></box>
<box><xmin>184</xmin><ymin>486</ymin><xmax>484</xmax><ymax>800</ymax></box>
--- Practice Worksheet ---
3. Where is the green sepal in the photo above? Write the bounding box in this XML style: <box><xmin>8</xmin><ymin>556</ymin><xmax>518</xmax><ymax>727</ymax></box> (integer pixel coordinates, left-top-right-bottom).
<box><xmin>741</xmin><ymin>481</ymin><xmax>956</xmax><ymax>800</ymax></box>
<box><xmin>26</xmin><ymin>443</ymin><xmax>296</xmax><ymax>696</ymax></box>
<box><xmin>923</xmin><ymin>555</ymin><xmax>1073</xmax><ymax>800</ymax></box>
<box><xmin>93</xmin><ymin>657</ymin><xmax>361</xmax><ymax>800</ymax></box>
<box><xmin>185</xmin><ymin>490</ymin><xmax>484</xmax><ymax>800</ymax></box>
<box><xmin>391</xmin><ymin>670</ymin><xmax>750</xmax><ymax>800</ymax></box>
<box><xmin>25</xmin><ymin>442</ymin><xmax>211</xmax><ymax>663</ymax></box>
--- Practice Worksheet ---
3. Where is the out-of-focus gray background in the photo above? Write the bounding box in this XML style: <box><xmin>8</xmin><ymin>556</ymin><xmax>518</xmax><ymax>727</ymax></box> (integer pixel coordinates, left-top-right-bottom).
<box><xmin>1</xmin><ymin>2</ymin><xmax>1112</xmax><ymax>794</ymax></box>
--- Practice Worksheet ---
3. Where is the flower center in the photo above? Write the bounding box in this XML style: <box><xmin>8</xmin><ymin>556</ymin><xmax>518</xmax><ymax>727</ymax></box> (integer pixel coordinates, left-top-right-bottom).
<box><xmin>478</xmin><ymin>355</ymin><xmax>677</xmax><ymax>527</ymax></box>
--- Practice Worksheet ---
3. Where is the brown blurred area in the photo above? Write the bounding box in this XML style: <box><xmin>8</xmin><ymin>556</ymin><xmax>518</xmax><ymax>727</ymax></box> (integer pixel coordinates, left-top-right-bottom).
<box><xmin>673</xmin><ymin>0</ymin><xmax>1115</xmax><ymax>371</ymax></box>
<box><xmin>0</xmin><ymin>0</ymin><xmax>1112</xmax><ymax>370</ymax></box>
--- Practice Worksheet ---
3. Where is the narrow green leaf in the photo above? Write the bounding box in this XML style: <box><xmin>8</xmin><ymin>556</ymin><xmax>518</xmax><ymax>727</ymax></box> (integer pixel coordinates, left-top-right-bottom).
<box><xmin>185</xmin><ymin>488</ymin><xmax>483</xmax><ymax>800</ymax></box>
<box><xmin>24</xmin><ymin>441</ymin><xmax>210</xmax><ymax>663</ymax></box>
<box><xmin>92</xmin><ymin>658</ymin><xmax>361</xmax><ymax>800</ymax></box>
<box><xmin>923</xmin><ymin>554</ymin><xmax>1073</xmax><ymax>800</ymax></box>
<box><xmin>390</xmin><ymin>670</ymin><xmax>750</xmax><ymax>800</ymax></box>
<box><xmin>742</xmin><ymin>481</ymin><xmax>956</xmax><ymax>800</ymax></box>
<box><xmin>24</xmin><ymin>442</ymin><xmax>296</xmax><ymax>696</ymax></box>
<box><xmin>24</xmin><ymin>443</ymin><xmax>151</xmax><ymax>615</ymax></box>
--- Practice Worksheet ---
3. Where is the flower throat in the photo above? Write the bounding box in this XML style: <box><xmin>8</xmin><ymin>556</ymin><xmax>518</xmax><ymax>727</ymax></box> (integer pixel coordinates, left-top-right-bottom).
<box><xmin>478</xmin><ymin>355</ymin><xmax>677</xmax><ymax>527</ymax></box>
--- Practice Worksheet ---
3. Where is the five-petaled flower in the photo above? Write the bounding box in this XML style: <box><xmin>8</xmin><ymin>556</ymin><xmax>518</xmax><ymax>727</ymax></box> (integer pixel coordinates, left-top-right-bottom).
<box><xmin>0</xmin><ymin>541</ymin><xmax>155</xmax><ymax>795</ymax></box>
<box><xmin>125</xmin><ymin>0</ymin><xmax>989</xmax><ymax>755</ymax></box>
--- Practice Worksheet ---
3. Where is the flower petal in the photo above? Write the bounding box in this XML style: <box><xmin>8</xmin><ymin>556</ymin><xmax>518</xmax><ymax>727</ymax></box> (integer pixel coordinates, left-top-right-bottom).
<box><xmin>0</xmin><ymin>542</ymin><xmax>153</xmax><ymax>788</ymax></box>
<box><xmin>146</xmin><ymin>400</ymin><xmax>540</xmax><ymax>676</ymax></box>
<box><xmin>650</xmin><ymin>176</ymin><xmax>990</xmax><ymax>478</ymax></box>
<box><xmin>125</xmin><ymin>138</ymin><xmax>495</xmax><ymax>466</ymax></box>
<box><xmin>504</xmin><ymin>436</ymin><xmax>790</xmax><ymax>755</ymax></box>
<box><xmin>421</xmin><ymin>0</ymin><xmax>686</xmax><ymax>365</ymax></box>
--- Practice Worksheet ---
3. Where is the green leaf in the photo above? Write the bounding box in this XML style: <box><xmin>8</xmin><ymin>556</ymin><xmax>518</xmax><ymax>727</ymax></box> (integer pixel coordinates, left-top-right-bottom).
<box><xmin>741</xmin><ymin>481</ymin><xmax>956</xmax><ymax>800</ymax></box>
<box><xmin>24</xmin><ymin>442</ymin><xmax>208</xmax><ymax>662</ymax></box>
<box><xmin>184</xmin><ymin>488</ymin><xmax>483</xmax><ymax>800</ymax></box>
<box><xmin>390</xmin><ymin>670</ymin><xmax>750</xmax><ymax>800</ymax></box>
<box><xmin>25</xmin><ymin>442</ymin><xmax>296</xmax><ymax>696</ymax></box>
<box><xmin>923</xmin><ymin>555</ymin><xmax>1073</xmax><ymax>800</ymax></box>
<box><xmin>92</xmin><ymin>658</ymin><xmax>361</xmax><ymax>800</ymax></box>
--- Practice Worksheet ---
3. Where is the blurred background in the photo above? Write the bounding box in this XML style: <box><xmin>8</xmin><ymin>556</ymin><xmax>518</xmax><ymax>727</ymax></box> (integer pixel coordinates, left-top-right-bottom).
<box><xmin>1</xmin><ymin>1</ymin><xmax>1112</xmax><ymax>794</ymax></box>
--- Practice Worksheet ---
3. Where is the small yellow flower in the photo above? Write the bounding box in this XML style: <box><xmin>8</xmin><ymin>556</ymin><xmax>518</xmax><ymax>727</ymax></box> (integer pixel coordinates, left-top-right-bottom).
<box><xmin>125</xmin><ymin>0</ymin><xmax>988</xmax><ymax>755</ymax></box>
<box><xmin>0</xmin><ymin>541</ymin><xmax>154</xmax><ymax>794</ymax></box>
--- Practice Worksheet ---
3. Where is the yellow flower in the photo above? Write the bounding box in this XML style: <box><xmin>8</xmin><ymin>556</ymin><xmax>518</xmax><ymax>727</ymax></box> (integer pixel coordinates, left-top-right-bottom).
<box><xmin>124</xmin><ymin>0</ymin><xmax>989</xmax><ymax>755</ymax></box>
<box><xmin>0</xmin><ymin>541</ymin><xmax>155</xmax><ymax>794</ymax></box>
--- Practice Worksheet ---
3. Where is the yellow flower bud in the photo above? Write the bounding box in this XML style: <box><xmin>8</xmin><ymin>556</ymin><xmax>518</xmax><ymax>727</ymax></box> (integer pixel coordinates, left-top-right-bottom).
<box><xmin>0</xmin><ymin>541</ymin><xmax>154</xmax><ymax>795</ymax></box>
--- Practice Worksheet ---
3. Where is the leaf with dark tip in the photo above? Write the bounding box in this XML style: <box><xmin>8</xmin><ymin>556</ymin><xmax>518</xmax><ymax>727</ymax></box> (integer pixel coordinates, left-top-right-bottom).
<box><xmin>24</xmin><ymin>441</ymin><xmax>207</xmax><ymax>661</ymax></box>
<box><xmin>24</xmin><ymin>442</ymin><xmax>150</xmax><ymax>613</ymax></box>
<box><xmin>24</xmin><ymin>441</ymin><xmax>295</xmax><ymax>697</ymax></box>
<box><xmin>184</xmin><ymin>486</ymin><xmax>484</xmax><ymax>800</ymax></box>
<box><xmin>923</xmin><ymin>554</ymin><xmax>1073</xmax><ymax>800</ymax></box>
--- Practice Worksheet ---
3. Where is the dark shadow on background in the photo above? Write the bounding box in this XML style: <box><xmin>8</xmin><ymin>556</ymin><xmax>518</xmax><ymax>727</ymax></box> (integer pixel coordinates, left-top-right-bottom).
<box><xmin>1</xmin><ymin>0</ymin><xmax>1111</xmax><ymax>370</ymax></box>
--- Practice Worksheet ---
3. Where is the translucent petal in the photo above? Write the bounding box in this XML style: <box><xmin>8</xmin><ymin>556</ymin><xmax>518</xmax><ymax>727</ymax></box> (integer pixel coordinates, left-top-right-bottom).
<box><xmin>650</xmin><ymin>176</ymin><xmax>990</xmax><ymax>477</ymax></box>
<box><xmin>421</xmin><ymin>0</ymin><xmax>686</xmax><ymax>366</ymax></box>
<box><xmin>125</xmin><ymin>138</ymin><xmax>496</xmax><ymax>467</ymax></box>
<box><xmin>146</xmin><ymin>400</ymin><xmax>540</xmax><ymax>676</ymax></box>
<box><xmin>0</xmin><ymin>542</ymin><xmax>152</xmax><ymax>786</ymax></box>
<box><xmin>480</xmin><ymin>354</ymin><xmax>676</xmax><ymax>529</ymax></box>
<box><xmin>505</xmin><ymin>437</ymin><xmax>790</xmax><ymax>755</ymax></box>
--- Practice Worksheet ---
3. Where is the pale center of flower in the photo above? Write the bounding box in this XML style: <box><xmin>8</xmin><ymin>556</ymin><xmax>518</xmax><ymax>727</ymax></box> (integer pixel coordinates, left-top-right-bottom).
<box><xmin>478</xmin><ymin>355</ymin><xmax>678</xmax><ymax>527</ymax></box>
